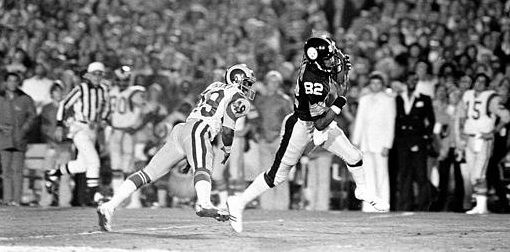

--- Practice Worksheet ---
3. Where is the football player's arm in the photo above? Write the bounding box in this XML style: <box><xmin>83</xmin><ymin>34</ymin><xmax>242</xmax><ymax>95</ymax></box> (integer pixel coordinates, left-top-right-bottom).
<box><xmin>221</xmin><ymin>97</ymin><xmax>250</xmax><ymax>163</ymax></box>
<box><xmin>56</xmin><ymin>85</ymin><xmax>82</xmax><ymax>127</ymax></box>
<box><xmin>313</xmin><ymin>96</ymin><xmax>347</xmax><ymax>131</ymax></box>
<box><xmin>100</xmin><ymin>85</ymin><xmax>111</xmax><ymax>124</ymax></box>
<box><xmin>489</xmin><ymin>96</ymin><xmax>510</xmax><ymax>133</ymax></box>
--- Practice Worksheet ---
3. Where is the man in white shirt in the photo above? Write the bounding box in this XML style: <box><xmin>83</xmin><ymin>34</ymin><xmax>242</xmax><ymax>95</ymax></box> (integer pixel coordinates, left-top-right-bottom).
<box><xmin>21</xmin><ymin>63</ymin><xmax>53</xmax><ymax>114</ymax></box>
<box><xmin>352</xmin><ymin>72</ymin><xmax>396</xmax><ymax>212</ymax></box>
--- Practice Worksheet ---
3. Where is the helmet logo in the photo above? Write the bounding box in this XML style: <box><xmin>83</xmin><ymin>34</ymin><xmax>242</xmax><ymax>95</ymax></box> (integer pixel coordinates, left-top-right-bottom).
<box><xmin>234</xmin><ymin>74</ymin><xmax>243</xmax><ymax>84</ymax></box>
<box><xmin>306</xmin><ymin>47</ymin><xmax>318</xmax><ymax>60</ymax></box>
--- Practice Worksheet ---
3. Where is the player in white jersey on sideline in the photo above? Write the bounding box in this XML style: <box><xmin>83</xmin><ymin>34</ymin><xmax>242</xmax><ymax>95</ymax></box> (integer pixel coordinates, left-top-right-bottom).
<box><xmin>107</xmin><ymin>66</ymin><xmax>146</xmax><ymax>207</ymax></box>
<box><xmin>97</xmin><ymin>64</ymin><xmax>256</xmax><ymax>231</ymax></box>
<box><xmin>459</xmin><ymin>73</ymin><xmax>510</xmax><ymax>214</ymax></box>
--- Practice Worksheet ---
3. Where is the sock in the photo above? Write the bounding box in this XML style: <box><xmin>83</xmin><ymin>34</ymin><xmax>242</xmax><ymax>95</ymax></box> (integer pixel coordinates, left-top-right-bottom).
<box><xmin>157</xmin><ymin>189</ymin><xmax>168</xmax><ymax>207</ymax></box>
<box><xmin>195</xmin><ymin>180</ymin><xmax>213</xmax><ymax>207</ymax></box>
<box><xmin>87</xmin><ymin>186</ymin><xmax>99</xmax><ymax>204</ymax></box>
<box><xmin>126</xmin><ymin>189</ymin><xmax>142</xmax><ymax>208</ymax></box>
<box><xmin>348</xmin><ymin>165</ymin><xmax>367</xmax><ymax>192</ymax></box>
<box><xmin>217</xmin><ymin>190</ymin><xmax>228</xmax><ymax>208</ymax></box>
<box><xmin>111</xmin><ymin>169</ymin><xmax>124</xmax><ymax>195</ymax></box>
<box><xmin>240</xmin><ymin>173</ymin><xmax>270</xmax><ymax>206</ymax></box>
<box><xmin>107</xmin><ymin>180</ymin><xmax>137</xmax><ymax>209</ymax></box>
<box><xmin>475</xmin><ymin>195</ymin><xmax>488</xmax><ymax>210</ymax></box>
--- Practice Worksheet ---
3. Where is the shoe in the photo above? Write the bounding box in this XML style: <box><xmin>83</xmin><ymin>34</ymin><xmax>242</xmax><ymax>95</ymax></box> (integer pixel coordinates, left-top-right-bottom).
<box><xmin>227</xmin><ymin>196</ymin><xmax>244</xmax><ymax>233</ymax></box>
<box><xmin>355</xmin><ymin>189</ymin><xmax>390</xmax><ymax>212</ymax></box>
<box><xmin>44</xmin><ymin>170</ymin><xmax>61</xmax><ymax>195</ymax></box>
<box><xmin>466</xmin><ymin>206</ymin><xmax>489</xmax><ymax>214</ymax></box>
<box><xmin>97</xmin><ymin>203</ymin><xmax>114</xmax><ymax>232</ymax></box>
<box><xmin>195</xmin><ymin>203</ymin><xmax>230</xmax><ymax>222</ymax></box>
<box><xmin>466</xmin><ymin>196</ymin><xmax>489</xmax><ymax>214</ymax></box>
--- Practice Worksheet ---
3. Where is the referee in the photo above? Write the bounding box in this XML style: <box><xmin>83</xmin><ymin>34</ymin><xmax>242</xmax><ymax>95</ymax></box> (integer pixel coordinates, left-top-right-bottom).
<box><xmin>45</xmin><ymin>62</ymin><xmax>110</xmax><ymax>205</ymax></box>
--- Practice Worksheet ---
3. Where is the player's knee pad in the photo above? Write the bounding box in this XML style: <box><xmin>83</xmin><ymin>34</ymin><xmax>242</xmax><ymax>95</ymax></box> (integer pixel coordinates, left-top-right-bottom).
<box><xmin>128</xmin><ymin>170</ymin><xmax>152</xmax><ymax>189</ymax></box>
<box><xmin>193</xmin><ymin>167</ymin><xmax>211</xmax><ymax>185</ymax></box>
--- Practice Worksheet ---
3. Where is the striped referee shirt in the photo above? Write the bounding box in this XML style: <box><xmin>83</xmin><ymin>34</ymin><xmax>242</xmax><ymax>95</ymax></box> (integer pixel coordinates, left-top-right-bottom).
<box><xmin>56</xmin><ymin>80</ymin><xmax>110</xmax><ymax>126</ymax></box>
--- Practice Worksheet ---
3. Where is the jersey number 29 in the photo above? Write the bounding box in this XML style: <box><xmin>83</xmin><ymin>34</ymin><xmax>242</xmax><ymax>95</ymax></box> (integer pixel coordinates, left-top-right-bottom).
<box><xmin>197</xmin><ymin>89</ymin><xmax>225</xmax><ymax>117</ymax></box>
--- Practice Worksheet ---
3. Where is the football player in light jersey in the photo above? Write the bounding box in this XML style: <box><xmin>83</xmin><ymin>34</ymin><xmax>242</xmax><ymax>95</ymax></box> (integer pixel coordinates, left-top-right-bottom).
<box><xmin>97</xmin><ymin>64</ymin><xmax>256</xmax><ymax>231</ymax></box>
<box><xmin>107</xmin><ymin>66</ymin><xmax>146</xmax><ymax>204</ymax></box>
<box><xmin>459</xmin><ymin>73</ymin><xmax>510</xmax><ymax>214</ymax></box>
<box><xmin>227</xmin><ymin>35</ymin><xmax>389</xmax><ymax>233</ymax></box>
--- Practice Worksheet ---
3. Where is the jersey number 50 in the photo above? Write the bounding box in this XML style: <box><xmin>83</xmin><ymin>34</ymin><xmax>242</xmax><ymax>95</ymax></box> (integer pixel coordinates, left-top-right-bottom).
<box><xmin>304</xmin><ymin>82</ymin><xmax>323</xmax><ymax>95</ymax></box>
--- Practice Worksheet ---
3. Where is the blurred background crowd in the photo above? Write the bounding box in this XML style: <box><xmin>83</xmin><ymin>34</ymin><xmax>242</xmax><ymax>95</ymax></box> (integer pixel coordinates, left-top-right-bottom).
<box><xmin>1</xmin><ymin>0</ymin><xmax>510</xmax><ymax>213</ymax></box>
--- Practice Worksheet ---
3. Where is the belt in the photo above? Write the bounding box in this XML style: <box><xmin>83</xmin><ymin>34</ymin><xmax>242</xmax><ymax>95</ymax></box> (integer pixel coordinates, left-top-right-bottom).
<box><xmin>78</xmin><ymin>120</ymin><xmax>98</xmax><ymax>129</ymax></box>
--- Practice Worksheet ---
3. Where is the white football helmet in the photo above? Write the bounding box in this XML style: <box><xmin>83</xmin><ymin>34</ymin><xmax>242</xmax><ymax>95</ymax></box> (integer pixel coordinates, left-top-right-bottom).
<box><xmin>225</xmin><ymin>64</ymin><xmax>256</xmax><ymax>100</ymax></box>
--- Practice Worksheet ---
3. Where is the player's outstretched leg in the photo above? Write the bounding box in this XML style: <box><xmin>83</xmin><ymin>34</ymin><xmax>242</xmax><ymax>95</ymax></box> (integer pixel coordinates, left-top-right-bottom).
<box><xmin>193</xmin><ymin>168</ymin><xmax>230</xmax><ymax>221</ymax></box>
<box><xmin>349</xmin><ymin>163</ymin><xmax>390</xmax><ymax>212</ymax></box>
<box><xmin>227</xmin><ymin>172</ymin><xmax>277</xmax><ymax>233</ymax></box>
<box><xmin>97</xmin><ymin>170</ymin><xmax>151</xmax><ymax>231</ymax></box>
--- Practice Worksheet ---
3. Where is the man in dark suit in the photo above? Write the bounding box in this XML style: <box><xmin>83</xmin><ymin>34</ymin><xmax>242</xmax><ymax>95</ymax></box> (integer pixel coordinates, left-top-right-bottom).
<box><xmin>394</xmin><ymin>72</ymin><xmax>435</xmax><ymax>211</ymax></box>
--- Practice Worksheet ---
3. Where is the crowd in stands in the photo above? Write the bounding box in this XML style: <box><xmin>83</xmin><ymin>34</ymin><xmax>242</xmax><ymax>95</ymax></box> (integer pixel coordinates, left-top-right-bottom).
<box><xmin>0</xmin><ymin>0</ymin><xmax>509</xmax><ymax>213</ymax></box>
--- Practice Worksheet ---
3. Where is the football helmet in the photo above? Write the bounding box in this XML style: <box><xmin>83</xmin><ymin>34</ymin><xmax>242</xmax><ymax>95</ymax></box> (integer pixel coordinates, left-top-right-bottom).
<box><xmin>114</xmin><ymin>65</ymin><xmax>132</xmax><ymax>89</ymax></box>
<box><xmin>225</xmin><ymin>64</ymin><xmax>256</xmax><ymax>100</ymax></box>
<box><xmin>304</xmin><ymin>36</ymin><xmax>344</xmax><ymax>74</ymax></box>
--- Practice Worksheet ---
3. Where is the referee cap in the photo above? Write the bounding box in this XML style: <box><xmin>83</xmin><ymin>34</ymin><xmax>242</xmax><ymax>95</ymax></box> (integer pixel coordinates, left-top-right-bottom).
<box><xmin>87</xmin><ymin>62</ymin><xmax>105</xmax><ymax>73</ymax></box>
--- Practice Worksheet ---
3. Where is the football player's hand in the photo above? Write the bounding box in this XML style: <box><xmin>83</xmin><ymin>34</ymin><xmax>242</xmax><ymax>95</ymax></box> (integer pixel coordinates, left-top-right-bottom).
<box><xmin>55</xmin><ymin>126</ymin><xmax>64</xmax><ymax>142</ymax></box>
<box><xmin>343</xmin><ymin>54</ymin><xmax>352</xmax><ymax>73</ymax></box>
<box><xmin>221</xmin><ymin>146</ymin><xmax>231</xmax><ymax>165</ymax></box>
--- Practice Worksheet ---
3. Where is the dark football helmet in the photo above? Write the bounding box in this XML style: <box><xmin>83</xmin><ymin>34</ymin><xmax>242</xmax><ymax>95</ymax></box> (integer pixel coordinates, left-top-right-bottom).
<box><xmin>225</xmin><ymin>64</ymin><xmax>256</xmax><ymax>100</ymax></box>
<box><xmin>114</xmin><ymin>65</ymin><xmax>132</xmax><ymax>89</ymax></box>
<box><xmin>304</xmin><ymin>36</ymin><xmax>345</xmax><ymax>74</ymax></box>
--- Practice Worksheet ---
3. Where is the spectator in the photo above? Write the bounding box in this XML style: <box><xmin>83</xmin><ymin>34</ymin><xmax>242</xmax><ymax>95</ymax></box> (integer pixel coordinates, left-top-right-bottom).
<box><xmin>21</xmin><ymin>63</ymin><xmax>53</xmax><ymax>114</ymax></box>
<box><xmin>351</xmin><ymin>72</ymin><xmax>395</xmax><ymax>212</ymax></box>
<box><xmin>0</xmin><ymin>72</ymin><xmax>37</xmax><ymax>205</ymax></box>
<box><xmin>253</xmin><ymin>70</ymin><xmax>293</xmax><ymax>210</ymax></box>
<box><xmin>414</xmin><ymin>60</ymin><xmax>437</xmax><ymax>98</ymax></box>
<box><xmin>433</xmin><ymin>86</ymin><xmax>464</xmax><ymax>212</ymax></box>
<box><xmin>486</xmin><ymin>79</ymin><xmax>510</xmax><ymax>213</ymax></box>
<box><xmin>394</xmin><ymin>72</ymin><xmax>435</xmax><ymax>211</ymax></box>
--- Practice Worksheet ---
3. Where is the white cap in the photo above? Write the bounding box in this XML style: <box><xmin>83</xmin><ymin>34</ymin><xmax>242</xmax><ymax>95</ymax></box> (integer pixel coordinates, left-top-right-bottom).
<box><xmin>87</xmin><ymin>62</ymin><xmax>105</xmax><ymax>73</ymax></box>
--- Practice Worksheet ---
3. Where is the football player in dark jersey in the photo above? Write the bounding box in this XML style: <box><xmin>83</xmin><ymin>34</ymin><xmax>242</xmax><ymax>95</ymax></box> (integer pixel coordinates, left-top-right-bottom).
<box><xmin>227</xmin><ymin>35</ymin><xmax>390</xmax><ymax>233</ymax></box>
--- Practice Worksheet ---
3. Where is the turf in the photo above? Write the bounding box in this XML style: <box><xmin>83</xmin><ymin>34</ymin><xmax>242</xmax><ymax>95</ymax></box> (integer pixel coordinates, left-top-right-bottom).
<box><xmin>1</xmin><ymin>207</ymin><xmax>509</xmax><ymax>251</ymax></box>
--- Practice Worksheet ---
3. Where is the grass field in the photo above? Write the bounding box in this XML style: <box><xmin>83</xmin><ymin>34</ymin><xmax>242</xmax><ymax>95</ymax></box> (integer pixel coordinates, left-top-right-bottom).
<box><xmin>1</xmin><ymin>206</ymin><xmax>509</xmax><ymax>251</ymax></box>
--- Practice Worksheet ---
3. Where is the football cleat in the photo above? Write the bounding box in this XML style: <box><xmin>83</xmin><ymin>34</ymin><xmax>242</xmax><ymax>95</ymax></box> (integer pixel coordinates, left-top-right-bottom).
<box><xmin>227</xmin><ymin>195</ymin><xmax>244</xmax><ymax>233</ymax></box>
<box><xmin>97</xmin><ymin>203</ymin><xmax>114</xmax><ymax>232</ymax></box>
<box><xmin>44</xmin><ymin>169</ymin><xmax>61</xmax><ymax>195</ymax></box>
<box><xmin>354</xmin><ymin>189</ymin><xmax>390</xmax><ymax>212</ymax></box>
<box><xmin>195</xmin><ymin>204</ymin><xmax>231</xmax><ymax>222</ymax></box>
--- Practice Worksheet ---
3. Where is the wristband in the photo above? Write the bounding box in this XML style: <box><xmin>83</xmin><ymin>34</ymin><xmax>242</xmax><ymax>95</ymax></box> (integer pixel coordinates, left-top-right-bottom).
<box><xmin>331</xmin><ymin>105</ymin><xmax>342</xmax><ymax>115</ymax></box>
<box><xmin>333</xmin><ymin>96</ymin><xmax>347</xmax><ymax>109</ymax></box>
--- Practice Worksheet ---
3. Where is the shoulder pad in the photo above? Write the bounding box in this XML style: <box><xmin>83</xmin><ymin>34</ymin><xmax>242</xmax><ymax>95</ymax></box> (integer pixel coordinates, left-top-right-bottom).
<box><xmin>230</xmin><ymin>98</ymin><xmax>250</xmax><ymax>118</ymax></box>
<box><xmin>130</xmin><ymin>86</ymin><xmax>146</xmax><ymax>92</ymax></box>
